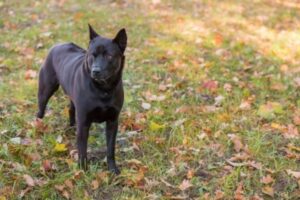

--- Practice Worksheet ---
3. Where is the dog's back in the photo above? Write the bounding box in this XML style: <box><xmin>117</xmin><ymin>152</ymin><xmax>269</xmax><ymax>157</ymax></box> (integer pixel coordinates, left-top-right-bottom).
<box><xmin>41</xmin><ymin>43</ymin><xmax>86</xmax><ymax>95</ymax></box>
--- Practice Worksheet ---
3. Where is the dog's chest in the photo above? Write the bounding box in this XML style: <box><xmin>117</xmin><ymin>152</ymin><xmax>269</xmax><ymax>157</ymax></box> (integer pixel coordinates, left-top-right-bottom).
<box><xmin>87</xmin><ymin>105</ymin><xmax>119</xmax><ymax>123</ymax></box>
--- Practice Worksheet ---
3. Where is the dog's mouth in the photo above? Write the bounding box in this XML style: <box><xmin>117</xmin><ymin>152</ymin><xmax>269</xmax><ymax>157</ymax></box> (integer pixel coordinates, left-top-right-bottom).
<box><xmin>92</xmin><ymin>74</ymin><xmax>113</xmax><ymax>85</ymax></box>
<box><xmin>93</xmin><ymin>77</ymin><xmax>107</xmax><ymax>85</ymax></box>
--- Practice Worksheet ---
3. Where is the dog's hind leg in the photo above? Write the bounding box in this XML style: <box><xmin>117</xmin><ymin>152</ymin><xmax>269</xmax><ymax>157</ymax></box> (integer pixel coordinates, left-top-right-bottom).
<box><xmin>37</xmin><ymin>64</ymin><xmax>59</xmax><ymax>119</ymax></box>
<box><xmin>69</xmin><ymin>101</ymin><xmax>76</xmax><ymax>126</ymax></box>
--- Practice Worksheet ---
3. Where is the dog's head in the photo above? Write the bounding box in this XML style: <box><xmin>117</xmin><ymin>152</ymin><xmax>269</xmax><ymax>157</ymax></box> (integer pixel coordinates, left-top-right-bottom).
<box><xmin>86</xmin><ymin>24</ymin><xmax>127</xmax><ymax>84</ymax></box>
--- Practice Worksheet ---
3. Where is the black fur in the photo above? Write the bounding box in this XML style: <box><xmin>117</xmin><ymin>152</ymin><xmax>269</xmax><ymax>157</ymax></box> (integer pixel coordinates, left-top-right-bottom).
<box><xmin>37</xmin><ymin>24</ymin><xmax>127</xmax><ymax>174</ymax></box>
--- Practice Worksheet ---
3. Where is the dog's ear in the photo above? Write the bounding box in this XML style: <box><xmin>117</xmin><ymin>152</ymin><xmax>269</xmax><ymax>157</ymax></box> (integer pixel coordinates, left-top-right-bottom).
<box><xmin>113</xmin><ymin>28</ymin><xmax>127</xmax><ymax>53</ymax></box>
<box><xmin>88</xmin><ymin>24</ymin><xmax>98</xmax><ymax>40</ymax></box>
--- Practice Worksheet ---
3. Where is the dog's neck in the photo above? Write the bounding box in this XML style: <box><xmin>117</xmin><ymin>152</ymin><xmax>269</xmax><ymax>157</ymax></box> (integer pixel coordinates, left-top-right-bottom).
<box><xmin>83</xmin><ymin>55</ymin><xmax>125</xmax><ymax>94</ymax></box>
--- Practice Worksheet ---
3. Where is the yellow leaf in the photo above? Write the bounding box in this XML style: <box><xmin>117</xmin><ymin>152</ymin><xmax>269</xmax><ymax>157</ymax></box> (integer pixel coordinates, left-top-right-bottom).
<box><xmin>54</xmin><ymin>143</ymin><xmax>67</xmax><ymax>152</ymax></box>
<box><xmin>262</xmin><ymin>186</ymin><xmax>274</xmax><ymax>197</ymax></box>
<box><xmin>0</xmin><ymin>196</ymin><xmax>6</xmax><ymax>200</ymax></box>
<box><xmin>149</xmin><ymin>121</ymin><xmax>164</xmax><ymax>131</ymax></box>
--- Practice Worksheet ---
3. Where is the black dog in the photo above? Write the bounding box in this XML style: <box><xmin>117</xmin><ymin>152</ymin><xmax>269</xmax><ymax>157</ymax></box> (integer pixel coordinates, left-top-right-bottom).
<box><xmin>37</xmin><ymin>24</ymin><xmax>127</xmax><ymax>174</ymax></box>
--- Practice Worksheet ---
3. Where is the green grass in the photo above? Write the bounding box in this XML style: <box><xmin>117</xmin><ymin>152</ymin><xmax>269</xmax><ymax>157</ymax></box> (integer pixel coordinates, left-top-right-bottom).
<box><xmin>1</xmin><ymin>0</ymin><xmax>300</xmax><ymax>199</ymax></box>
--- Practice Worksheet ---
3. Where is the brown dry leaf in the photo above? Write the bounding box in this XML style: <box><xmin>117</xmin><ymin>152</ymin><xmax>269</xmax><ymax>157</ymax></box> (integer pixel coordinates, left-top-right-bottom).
<box><xmin>270</xmin><ymin>82</ymin><xmax>286</xmax><ymax>91</ymax></box>
<box><xmin>125</xmin><ymin>169</ymin><xmax>145</xmax><ymax>187</ymax></box>
<box><xmin>178</xmin><ymin>179</ymin><xmax>192</xmax><ymax>191</ymax></box>
<box><xmin>262</xmin><ymin>186</ymin><xmax>274</xmax><ymax>197</ymax></box>
<box><xmin>97</xmin><ymin>171</ymin><xmax>108</xmax><ymax>181</ymax></box>
<box><xmin>229</xmin><ymin>152</ymin><xmax>250</xmax><ymax>162</ymax></box>
<box><xmin>62</xmin><ymin>190</ymin><xmax>70</xmax><ymax>199</ymax></box>
<box><xmin>234</xmin><ymin>182</ymin><xmax>245</xmax><ymax>200</ymax></box>
<box><xmin>33</xmin><ymin>118</ymin><xmax>48</xmax><ymax>133</ymax></box>
<box><xmin>19</xmin><ymin>187</ymin><xmax>32</xmax><ymax>198</ymax></box>
<box><xmin>239</xmin><ymin>100</ymin><xmax>251</xmax><ymax>110</ymax></box>
<box><xmin>158</xmin><ymin>83</ymin><xmax>167</xmax><ymax>91</ymax></box>
<box><xmin>73</xmin><ymin>12</ymin><xmax>84</xmax><ymax>21</ymax></box>
<box><xmin>25</xmin><ymin>69</ymin><xmax>37</xmax><ymax>80</ymax></box>
<box><xmin>27</xmin><ymin>152</ymin><xmax>41</xmax><ymax>162</ymax></box>
<box><xmin>54</xmin><ymin>184</ymin><xmax>65</xmax><ymax>192</ymax></box>
<box><xmin>42</xmin><ymin>160</ymin><xmax>52</xmax><ymax>172</ymax></box>
<box><xmin>73</xmin><ymin>170</ymin><xmax>84</xmax><ymax>180</ymax></box>
<box><xmin>247</xmin><ymin>161</ymin><xmax>263</xmax><ymax>170</ymax></box>
<box><xmin>23</xmin><ymin>174</ymin><xmax>35</xmax><ymax>187</ymax></box>
<box><xmin>214</xmin><ymin>33</ymin><xmax>223</xmax><ymax>46</ymax></box>
<box><xmin>64</xmin><ymin>179</ymin><xmax>73</xmax><ymax>190</ymax></box>
<box><xmin>251</xmin><ymin>194</ymin><xmax>264</xmax><ymax>200</ymax></box>
<box><xmin>126</xmin><ymin>159</ymin><xmax>143</xmax><ymax>169</ymax></box>
<box><xmin>293</xmin><ymin>113</ymin><xmax>300</xmax><ymax>125</ymax></box>
<box><xmin>287</xmin><ymin>143</ymin><xmax>300</xmax><ymax>152</ymax></box>
<box><xmin>294</xmin><ymin>77</ymin><xmax>300</xmax><ymax>88</ymax></box>
<box><xmin>286</xmin><ymin>169</ymin><xmax>300</xmax><ymax>179</ymax></box>
<box><xmin>260</xmin><ymin>174</ymin><xmax>274</xmax><ymax>184</ymax></box>
<box><xmin>215</xmin><ymin>189</ymin><xmax>224</xmax><ymax>200</ymax></box>
<box><xmin>202</xmin><ymin>80</ymin><xmax>218</xmax><ymax>91</ymax></box>
<box><xmin>282</xmin><ymin>124</ymin><xmax>299</xmax><ymax>139</ymax></box>
<box><xmin>91</xmin><ymin>180</ymin><xmax>100</xmax><ymax>190</ymax></box>
<box><xmin>224</xmin><ymin>83</ymin><xmax>232</xmax><ymax>92</ymax></box>
<box><xmin>187</xmin><ymin>169</ymin><xmax>194</xmax><ymax>179</ymax></box>
<box><xmin>228</xmin><ymin>134</ymin><xmax>244</xmax><ymax>152</ymax></box>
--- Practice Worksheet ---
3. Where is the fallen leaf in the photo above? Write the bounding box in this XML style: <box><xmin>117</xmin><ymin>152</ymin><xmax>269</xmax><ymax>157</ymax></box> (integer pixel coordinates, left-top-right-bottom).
<box><xmin>251</xmin><ymin>194</ymin><xmax>264</xmax><ymax>200</ymax></box>
<box><xmin>33</xmin><ymin>118</ymin><xmax>48</xmax><ymax>133</ymax></box>
<box><xmin>293</xmin><ymin>113</ymin><xmax>300</xmax><ymax>125</ymax></box>
<box><xmin>23</xmin><ymin>174</ymin><xmax>35</xmax><ymax>187</ymax></box>
<box><xmin>73</xmin><ymin>170</ymin><xmax>84</xmax><ymax>179</ymax></box>
<box><xmin>64</xmin><ymin>179</ymin><xmax>73</xmax><ymax>190</ymax></box>
<box><xmin>42</xmin><ymin>160</ymin><xmax>52</xmax><ymax>172</ymax></box>
<box><xmin>149</xmin><ymin>121</ymin><xmax>165</xmax><ymax>131</ymax></box>
<box><xmin>91</xmin><ymin>180</ymin><xmax>99</xmax><ymax>190</ymax></box>
<box><xmin>234</xmin><ymin>182</ymin><xmax>245</xmax><ymax>200</ymax></box>
<box><xmin>261</xmin><ymin>175</ymin><xmax>274</xmax><ymax>184</ymax></box>
<box><xmin>228</xmin><ymin>134</ymin><xmax>244</xmax><ymax>152</ymax></box>
<box><xmin>202</xmin><ymin>80</ymin><xmax>218</xmax><ymax>91</ymax></box>
<box><xmin>178</xmin><ymin>179</ymin><xmax>192</xmax><ymax>191</ymax></box>
<box><xmin>54</xmin><ymin>185</ymin><xmax>65</xmax><ymax>192</ymax></box>
<box><xmin>239</xmin><ymin>101</ymin><xmax>251</xmax><ymax>110</ymax></box>
<box><xmin>294</xmin><ymin>77</ymin><xmax>300</xmax><ymax>88</ymax></box>
<box><xmin>262</xmin><ymin>186</ymin><xmax>274</xmax><ymax>197</ymax></box>
<box><xmin>224</xmin><ymin>83</ymin><xmax>232</xmax><ymax>92</ymax></box>
<box><xmin>187</xmin><ymin>169</ymin><xmax>194</xmax><ymax>179</ymax></box>
<box><xmin>54</xmin><ymin>184</ymin><xmax>65</xmax><ymax>192</ymax></box>
<box><xmin>214</xmin><ymin>33</ymin><xmax>223</xmax><ymax>46</ymax></box>
<box><xmin>19</xmin><ymin>187</ymin><xmax>32</xmax><ymax>198</ymax></box>
<box><xmin>141</xmin><ymin>102</ymin><xmax>151</xmax><ymax>110</ymax></box>
<box><xmin>286</xmin><ymin>169</ymin><xmax>300</xmax><ymax>179</ymax></box>
<box><xmin>215</xmin><ymin>189</ymin><xmax>224</xmax><ymax>200</ymax></box>
<box><xmin>158</xmin><ymin>84</ymin><xmax>167</xmax><ymax>91</ymax></box>
<box><xmin>282</xmin><ymin>124</ymin><xmax>299</xmax><ymax>139</ymax></box>
<box><xmin>62</xmin><ymin>190</ymin><xmax>70</xmax><ymax>199</ymax></box>
<box><xmin>247</xmin><ymin>161</ymin><xmax>262</xmax><ymax>170</ymax></box>
<box><xmin>54</xmin><ymin>143</ymin><xmax>67</xmax><ymax>152</ymax></box>
<box><xmin>257</xmin><ymin>101</ymin><xmax>283</xmax><ymax>119</ymax></box>
<box><xmin>25</xmin><ymin>69</ymin><xmax>37</xmax><ymax>80</ymax></box>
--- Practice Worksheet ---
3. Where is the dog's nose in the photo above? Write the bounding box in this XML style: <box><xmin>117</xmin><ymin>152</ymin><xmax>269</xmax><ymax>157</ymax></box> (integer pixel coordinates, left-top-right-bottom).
<box><xmin>92</xmin><ymin>68</ymin><xmax>101</xmax><ymax>76</ymax></box>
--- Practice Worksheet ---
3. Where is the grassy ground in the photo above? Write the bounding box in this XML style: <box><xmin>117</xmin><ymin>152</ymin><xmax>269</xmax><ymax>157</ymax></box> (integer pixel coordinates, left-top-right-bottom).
<box><xmin>1</xmin><ymin>0</ymin><xmax>300</xmax><ymax>199</ymax></box>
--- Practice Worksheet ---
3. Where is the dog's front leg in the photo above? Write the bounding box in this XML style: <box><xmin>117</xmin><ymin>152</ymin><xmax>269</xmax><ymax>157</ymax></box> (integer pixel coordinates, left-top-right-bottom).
<box><xmin>76</xmin><ymin>118</ymin><xmax>91</xmax><ymax>171</ymax></box>
<box><xmin>105</xmin><ymin>119</ymin><xmax>120</xmax><ymax>174</ymax></box>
